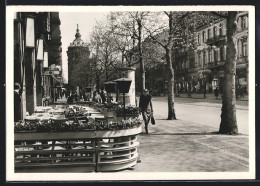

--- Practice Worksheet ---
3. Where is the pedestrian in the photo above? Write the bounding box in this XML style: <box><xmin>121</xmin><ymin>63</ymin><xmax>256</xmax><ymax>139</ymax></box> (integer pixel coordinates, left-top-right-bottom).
<box><xmin>139</xmin><ymin>89</ymin><xmax>153</xmax><ymax>134</ymax></box>
<box><xmin>14</xmin><ymin>82</ymin><xmax>21</xmax><ymax>122</ymax></box>
<box><xmin>93</xmin><ymin>91</ymin><xmax>101</xmax><ymax>103</ymax></box>
<box><xmin>100</xmin><ymin>89</ymin><xmax>106</xmax><ymax>103</ymax></box>
<box><xmin>67</xmin><ymin>93</ymin><xmax>73</xmax><ymax>104</ymax></box>
<box><xmin>214</xmin><ymin>86</ymin><xmax>219</xmax><ymax>99</ymax></box>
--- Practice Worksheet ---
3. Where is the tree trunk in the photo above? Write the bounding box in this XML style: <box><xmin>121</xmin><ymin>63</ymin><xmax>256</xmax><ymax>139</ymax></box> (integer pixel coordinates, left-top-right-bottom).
<box><xmin>219</xmin><ymin>12</ymin><xmax>238</xmax><ymax>134</ymax></box>
<box><xmin>137</xmin><ymin>19</ymin><xmax>145</xmax><ymax>91</ymax></box>
<box><xmin>166</xmin><ymin>48</ymin><xmax>177</xmax><ymax>120</ymax></box>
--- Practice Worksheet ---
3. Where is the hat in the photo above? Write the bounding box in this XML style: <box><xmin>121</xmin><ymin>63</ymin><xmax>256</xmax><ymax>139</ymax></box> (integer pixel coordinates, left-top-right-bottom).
<box><xmin>143</xmin><ymin>89</ymin><xmax>149</xmax><ymax>92</ymax></box>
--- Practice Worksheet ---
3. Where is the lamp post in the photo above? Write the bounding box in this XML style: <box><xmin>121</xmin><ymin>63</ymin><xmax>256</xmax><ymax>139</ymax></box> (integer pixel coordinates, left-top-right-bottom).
<box><xmin>114</xmin><ymin>73</ymin><xmax>132</xmax><ymax>120</ymax></box>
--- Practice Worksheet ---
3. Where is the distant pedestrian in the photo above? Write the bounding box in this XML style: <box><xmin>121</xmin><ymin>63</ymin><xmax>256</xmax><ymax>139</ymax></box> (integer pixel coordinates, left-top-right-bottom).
<box><xmin>214</xmin><ymin>86</ymin><xmax>219</xmax><ymax>99</ymax></box>
<box><xmin>139</xmin><ymin>89</ymin><xmax>153</xmax><ymax>134</ymax></box>
<box><xmin>100</xmin><ymin>89</ymin><xmax>106</xmax><ymax>103</ymax></box>
<box><xmin>67</xmin><ymin>93</ymin><xmax>73</xmax><ymax>104</ymax></box>
<box><xmin>93</xmin><ymin>91</ymin><xmax>101</xmax><ymax>103</ymax></box>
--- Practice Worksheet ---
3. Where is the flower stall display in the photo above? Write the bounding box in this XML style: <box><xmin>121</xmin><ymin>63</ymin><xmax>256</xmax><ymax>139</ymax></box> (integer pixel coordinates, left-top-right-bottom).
<box><xmin>115</xmin><ymin>105</ymin><xmax>140</xmax><ymax>116</ymax></box>
<box><xmin>15</xmin><ymin>102</ymin><xmax>142</xmax><ymax>172</ymax></box>
<box><xmin>14</xmin><ymin>117</ymin><xmax>142</xmax><ymax>133</ymax></box>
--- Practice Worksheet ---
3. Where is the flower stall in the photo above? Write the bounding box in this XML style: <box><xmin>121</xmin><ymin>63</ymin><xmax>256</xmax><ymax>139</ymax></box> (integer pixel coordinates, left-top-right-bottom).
<box><xmin>14</xmin><ymin>104</ymin><xmax>142</xmax><ymax>172</ymax></box>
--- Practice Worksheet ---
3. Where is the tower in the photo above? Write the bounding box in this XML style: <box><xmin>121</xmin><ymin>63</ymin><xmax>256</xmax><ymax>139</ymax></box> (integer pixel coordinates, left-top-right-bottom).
<box><xmin>67</xmin><ymin>24</ymin><xmax>90</xmax><ymax>90</ymax></box>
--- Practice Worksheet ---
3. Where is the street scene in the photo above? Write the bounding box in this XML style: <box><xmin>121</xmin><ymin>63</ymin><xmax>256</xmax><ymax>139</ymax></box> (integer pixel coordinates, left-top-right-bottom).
<box><xmin>9</xmin><ymin>7</ymin><xmax>253</xmax><ymax>179</ymax></box>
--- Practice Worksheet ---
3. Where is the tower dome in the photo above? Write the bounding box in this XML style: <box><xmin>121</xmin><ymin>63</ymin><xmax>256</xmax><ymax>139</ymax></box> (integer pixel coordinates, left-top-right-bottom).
<box><xmin>69</xmin><ymin>24</ymin><xmax>88</xmax><ymax>47</ymax></box>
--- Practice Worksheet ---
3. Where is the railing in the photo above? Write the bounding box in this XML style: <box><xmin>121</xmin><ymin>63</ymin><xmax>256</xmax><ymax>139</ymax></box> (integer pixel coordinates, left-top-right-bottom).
<box><xmin>14</xmin><ymin>126</ymin><xmax>142</xmax><ymax>172</ymax></box>
<box><xmin>205</xmin><ymin>35</ymin><xmax>226</xmax><ymax>45</ymax></box>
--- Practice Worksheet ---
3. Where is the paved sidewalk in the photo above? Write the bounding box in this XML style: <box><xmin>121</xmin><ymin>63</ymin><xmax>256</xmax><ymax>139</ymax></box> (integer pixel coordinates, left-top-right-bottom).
<box><xmin>128</xmin><ymin>118</ymin><xmax>249</xmax><ymax>172</ymax></box>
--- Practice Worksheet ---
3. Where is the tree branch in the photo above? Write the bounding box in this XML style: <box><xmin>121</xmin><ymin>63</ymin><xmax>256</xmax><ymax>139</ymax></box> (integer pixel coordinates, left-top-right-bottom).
<box><xmin>164</xmin><ymin>11</ymin><xmax>169</xmax><ymax>17</ymax></box>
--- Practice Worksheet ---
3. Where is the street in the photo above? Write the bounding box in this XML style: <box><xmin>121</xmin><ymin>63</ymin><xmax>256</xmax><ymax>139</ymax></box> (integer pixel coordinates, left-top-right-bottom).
<box><xmin>152</xmin><ymin>95</ymin><xmax>249</xmax><ymax>135</ymax></box>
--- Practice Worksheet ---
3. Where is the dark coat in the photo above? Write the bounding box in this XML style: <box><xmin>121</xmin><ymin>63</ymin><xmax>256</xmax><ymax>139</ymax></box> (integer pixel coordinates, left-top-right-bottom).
<box><xmin>14</xmin><ymin>91</ymin><xmax>21</xmax><ymax>122</ymax></box>
<box><xmin>139</xmin><ymin>94</ymin><xmax>152</xmax><ymax>112</ymax></box>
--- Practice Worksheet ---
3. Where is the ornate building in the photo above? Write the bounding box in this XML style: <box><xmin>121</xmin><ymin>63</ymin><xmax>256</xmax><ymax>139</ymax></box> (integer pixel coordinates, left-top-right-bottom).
<box><xmin>173</xmin><ymin>12</ymin><xmax>249</xmax><ymax>94</ymax></box>
<box><xmin>67</xmin><ymin>24</ymin><xmax>90</xmax><ymax>91</ymax></box>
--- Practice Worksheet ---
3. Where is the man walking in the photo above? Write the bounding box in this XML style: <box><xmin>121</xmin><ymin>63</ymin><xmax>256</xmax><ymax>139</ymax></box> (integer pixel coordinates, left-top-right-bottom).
<box><xmin>139</xmin><ymin>89</ymin><xmax>153</xmax><ymax>134</ymax></box>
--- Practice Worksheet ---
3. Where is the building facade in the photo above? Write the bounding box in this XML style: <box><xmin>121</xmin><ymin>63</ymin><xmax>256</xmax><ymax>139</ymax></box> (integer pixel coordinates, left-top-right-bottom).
<box><xmin>173</xmin><ymin>12</ymin><xmax>249</xmax><ymax>95</ymax></box>
<box><xmin>13</xmin><ymin>12</ymin><xmax>63</xmax><ymax>120</ymax></box>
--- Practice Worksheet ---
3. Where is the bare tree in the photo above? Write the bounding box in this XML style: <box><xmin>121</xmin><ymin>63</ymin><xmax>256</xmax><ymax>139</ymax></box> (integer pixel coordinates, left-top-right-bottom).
<box><xmin>109</xmin><ymin>12</ymin><xmax>150</xmax><ymax>91</ymax></box>
<box><xmin>90</xmin><ymin>19</ymin><xmax>121</xmax><ymax>84</ymax></box>
<box><xmin>143</xmin><ymin>11</ymin><xmax>191</xmax><ymax>120</ymax></box>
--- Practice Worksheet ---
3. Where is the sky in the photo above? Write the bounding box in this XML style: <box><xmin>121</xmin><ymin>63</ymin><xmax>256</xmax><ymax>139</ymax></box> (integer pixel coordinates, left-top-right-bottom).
<box><xmin>59</xmin><ymin>12</ymin><xmax>108</xmax><ymax>83</ymax></box>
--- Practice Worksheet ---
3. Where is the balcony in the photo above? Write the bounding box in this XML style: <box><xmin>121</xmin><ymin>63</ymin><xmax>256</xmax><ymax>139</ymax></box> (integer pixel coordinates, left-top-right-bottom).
<box><xmin>205</xmin><ymin>35</ymin><xmax>226</xmax><ymax>46</ymax></box>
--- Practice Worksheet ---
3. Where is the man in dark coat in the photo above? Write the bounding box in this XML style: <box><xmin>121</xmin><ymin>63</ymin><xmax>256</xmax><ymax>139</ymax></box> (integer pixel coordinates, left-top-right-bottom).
<box><xmin>139</xmin><ymin>89</ymin><xmax>153</xmax><ymax>134</ymax></box>
<box><xmin>14</xmin><ymin>83</ymin><xmax>21</xmax><ymax>122</ymax></box>
<box><xmin>100</xmin><ymin>89</ymin><xmax>106</xmax><ymax>103</ymax></box>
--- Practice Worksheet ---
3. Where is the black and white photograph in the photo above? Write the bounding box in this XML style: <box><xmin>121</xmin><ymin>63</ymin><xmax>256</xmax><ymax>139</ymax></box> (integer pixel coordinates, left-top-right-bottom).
<box><xmin>6</xmin><ymin>5</ymin><xmax>255</xmax><ymax>181</ymax></box>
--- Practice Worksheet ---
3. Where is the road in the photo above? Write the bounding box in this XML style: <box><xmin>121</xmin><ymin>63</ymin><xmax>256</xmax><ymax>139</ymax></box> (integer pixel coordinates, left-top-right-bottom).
<box><xmin>151</xmin><ymin>96</ymin><xmax>249</xmax><ymax>135</ymax></box>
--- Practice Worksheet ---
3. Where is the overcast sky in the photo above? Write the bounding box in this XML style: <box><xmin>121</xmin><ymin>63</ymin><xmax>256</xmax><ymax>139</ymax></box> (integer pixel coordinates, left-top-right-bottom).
<box><xmin>60</xmin><ymin>12</ymin><xmax>108</xmax><ymax>83</ymax></box>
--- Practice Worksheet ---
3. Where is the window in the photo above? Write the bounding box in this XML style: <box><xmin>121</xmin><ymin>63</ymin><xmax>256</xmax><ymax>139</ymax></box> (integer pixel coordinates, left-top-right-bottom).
<box><xmin>197</xmin><ymin>33</ymin><xmax>200</xmax><ymax>45</ymax></box>
<box><xmin>208</xmin><ymin>29</ymin><xmax>211</xmax><ymax>39</ymax></box>
<box><xmin>220</xmin><ymin>46</ymin><xmax>224</xmax><ymax>60</ymax></box>
<box><xmin>208</xmin><ymin>51</ymin><xmax>212</xmax><ymax>63</ymax></box>
<box><xmin>242</xmin><ymin>42</ymin><xmax>248</xmax><ymax>57</ymax></box>
<box><xmin>213</xmin><ymin>26</ymin><xmax>217</xmax><ymax>37</ymax></box>
<box><xmin>202</xmin><ymin>31</ymin><xmax>206</xmax><ymax>42</ymax></box>
<box><xmin>214</xmin><ymin>50</ymin><xmax>217</xmax><ymax>62</ymax></box>
<box><xmin>219</xmin><ymin>24</ymin><xmax>223</xmax><ymax>36</ymax></box>
<box><xmin>203</xmin><ymin>52</ymin><xmax>206</xmax><ymax>65</ymax></box>
<box><xmin>198</xmin><ymin>53</ymin><xmax>201</xmax><ymax>66</ymax></box>
<box><xmin>241</xmin><ymin>17</ymin><xmax>246</xmax><ymax>30</ymax></box>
